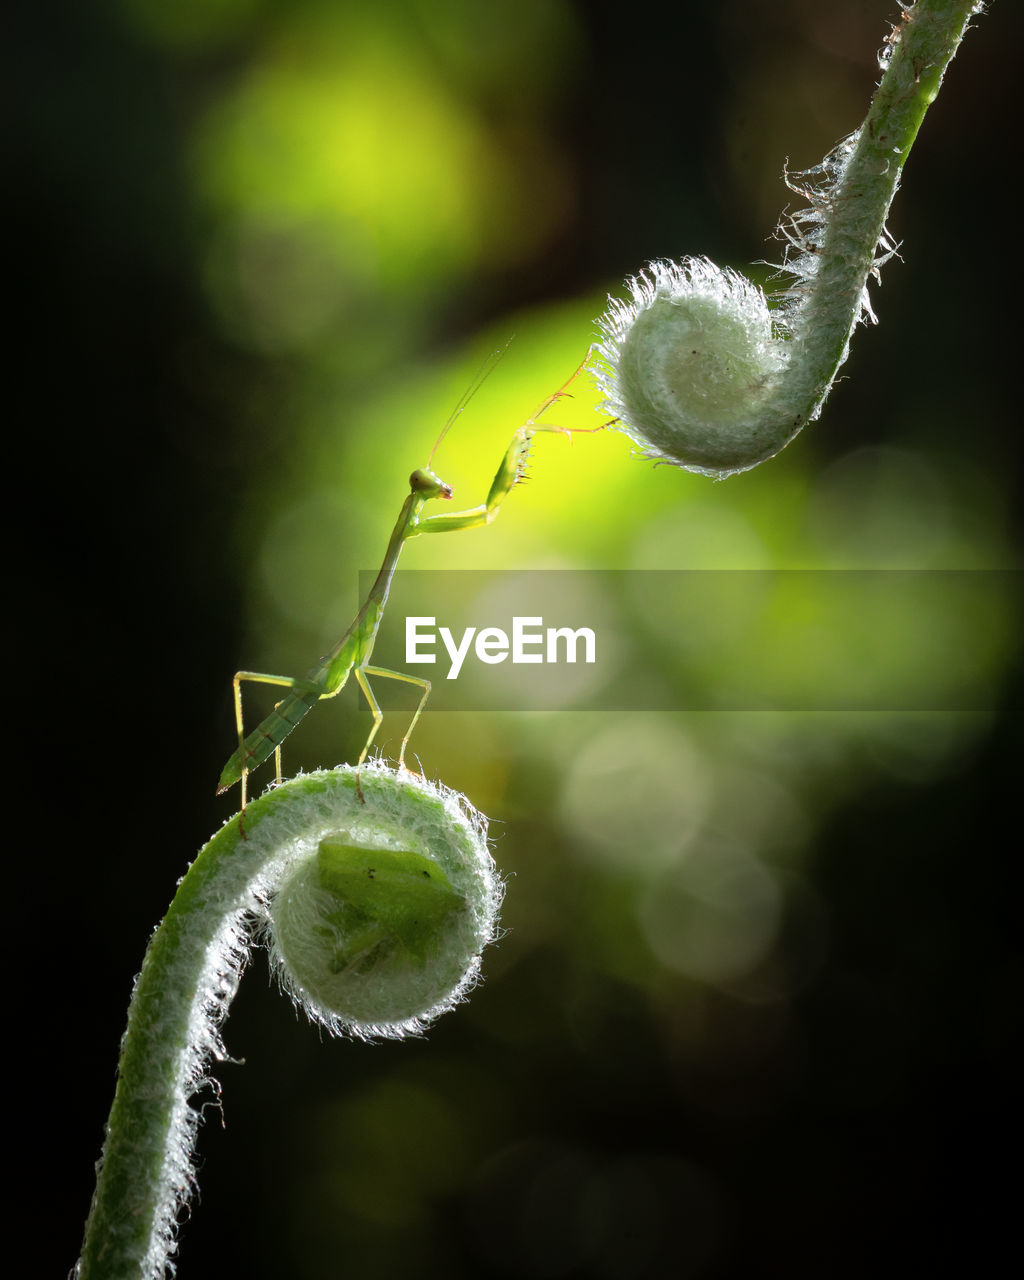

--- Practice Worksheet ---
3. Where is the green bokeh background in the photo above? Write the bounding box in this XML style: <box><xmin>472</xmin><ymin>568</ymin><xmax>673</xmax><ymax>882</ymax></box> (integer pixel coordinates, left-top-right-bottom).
<box><xmin>17</xmin><ymin>1</ymin><xmax>1019</xmax><ymax>1276</ymax></box>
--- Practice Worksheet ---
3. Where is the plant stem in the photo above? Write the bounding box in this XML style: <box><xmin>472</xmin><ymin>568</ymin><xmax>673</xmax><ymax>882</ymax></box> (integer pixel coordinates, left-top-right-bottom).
<box><xmin>76</xmin><ymin>779</ymin><xmax>318</xmax><ymax>1280</ymax></box>
<box><xmin>780</xmin><ymin>0</ymin><xmax>984</xmax><ymax>431</ymax></box>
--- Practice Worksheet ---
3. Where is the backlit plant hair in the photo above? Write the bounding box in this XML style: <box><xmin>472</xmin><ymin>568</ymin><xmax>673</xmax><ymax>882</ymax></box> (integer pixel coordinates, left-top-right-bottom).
<box><xmin>75</xmin><ymin>765</ymin><xmax>502</xmax><ymax>1280</ymax></box>
<box><xmin>594</xmin><ymin>0</ymin><xmax>984</xmax><ymax>477</ymax></box>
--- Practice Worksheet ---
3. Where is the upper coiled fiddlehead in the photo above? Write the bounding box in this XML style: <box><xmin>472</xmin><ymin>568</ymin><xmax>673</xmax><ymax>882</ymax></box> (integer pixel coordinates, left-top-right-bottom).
<box><xmin>594</xmin><ymin>0</ymin><xmax>984</xmax><ymax>476</ymax></box>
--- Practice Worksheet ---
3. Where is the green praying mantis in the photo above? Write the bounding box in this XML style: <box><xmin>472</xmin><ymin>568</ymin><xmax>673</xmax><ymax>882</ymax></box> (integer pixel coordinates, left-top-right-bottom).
<box><xmin>217</xmin><ymin>350</ymin><xmax>601</xmax><ymax>809</ymax></box>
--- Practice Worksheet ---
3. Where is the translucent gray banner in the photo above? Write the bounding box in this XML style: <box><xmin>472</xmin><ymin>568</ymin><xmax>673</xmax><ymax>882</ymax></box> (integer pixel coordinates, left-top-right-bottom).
<box><xmin>355</xmin><ymin>570</ymin><xmax>1020</xmax><ymax>711</ymax></box>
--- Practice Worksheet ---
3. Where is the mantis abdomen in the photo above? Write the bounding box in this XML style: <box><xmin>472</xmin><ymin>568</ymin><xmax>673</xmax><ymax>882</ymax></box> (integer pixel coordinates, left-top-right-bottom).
<box><xmin>217</xmin><ymin>682</ymin><xmax>334</xmax><ymax>793</ymax></box>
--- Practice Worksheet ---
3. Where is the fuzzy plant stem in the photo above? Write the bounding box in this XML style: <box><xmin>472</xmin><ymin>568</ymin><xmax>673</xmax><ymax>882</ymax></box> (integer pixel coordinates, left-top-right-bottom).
<box><xmin>779</xmin><ymin>0</ymin><xmax>982</xmax><ymax>427</ymax></box>
<box><xmin>76</xmin><ymin>766</ymin><xmax>501</xmax><ymax>1280</ymax></box>
<box><xmin>594</xmin><ymin>0</ymin><xmax>984</xmax><ymax>476</ymax></box>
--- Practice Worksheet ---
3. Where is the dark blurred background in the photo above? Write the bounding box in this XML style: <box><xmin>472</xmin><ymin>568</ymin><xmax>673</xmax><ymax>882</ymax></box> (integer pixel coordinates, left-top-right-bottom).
<box><xmin>11</xmin><ymin>1</ymin><xmax>1020</xmax><ymax>1277</ymax></box>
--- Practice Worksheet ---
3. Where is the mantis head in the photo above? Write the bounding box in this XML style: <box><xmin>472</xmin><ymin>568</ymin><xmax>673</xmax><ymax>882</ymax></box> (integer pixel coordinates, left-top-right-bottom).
<box><xmin>410</xmin><ymin>467</ymin><xmax>453</xmax><ymax>501</ymax></box>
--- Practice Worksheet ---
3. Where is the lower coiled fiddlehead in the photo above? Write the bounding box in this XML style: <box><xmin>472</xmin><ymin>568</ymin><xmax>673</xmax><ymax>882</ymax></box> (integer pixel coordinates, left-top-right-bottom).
<box><xmin>75</xmin><ymin>765</ymin><xmax>501</xmax><ymax>1280</ymax></box>
<box><xmin>594</xmin><ymin>0</ymin><xmax>984</xmax><ymax>476</ymax></box>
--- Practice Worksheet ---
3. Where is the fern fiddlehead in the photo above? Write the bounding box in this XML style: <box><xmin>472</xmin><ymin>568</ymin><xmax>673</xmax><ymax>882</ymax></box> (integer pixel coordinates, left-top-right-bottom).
<box><xmin>594</xmin><ymin>0</ymin><xmax>984</xmax><ymax>476</ymax></box>
<box><xmin>75</xmin><ymin>765</ymin><xmax>501</xmax><ymax>1280</ymax></box>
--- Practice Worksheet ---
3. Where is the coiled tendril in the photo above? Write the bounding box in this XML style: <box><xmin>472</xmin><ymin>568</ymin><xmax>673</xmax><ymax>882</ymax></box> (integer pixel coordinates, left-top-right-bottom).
<box><xmin>594</xmin><ymin>0</ymin><xmax>983</xmax><ymax>477</ymax></box>
<box><xmin>76</xmin><ymin>765</ymin><xmax>501</xmax><ymax>1280</ymax></box>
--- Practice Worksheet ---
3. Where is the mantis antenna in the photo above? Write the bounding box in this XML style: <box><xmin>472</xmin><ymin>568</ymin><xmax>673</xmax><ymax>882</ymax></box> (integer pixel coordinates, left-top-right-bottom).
<box><xmin>426</xmin><ymin>337</ymin><xmax>515</xmax><ymax>469</ymax></box>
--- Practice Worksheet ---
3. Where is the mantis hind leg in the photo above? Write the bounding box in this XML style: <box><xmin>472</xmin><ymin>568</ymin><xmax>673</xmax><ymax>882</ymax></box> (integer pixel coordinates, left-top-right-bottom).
<box><xmin>353</xmin><ymin>664</ymin><xmax>433</xmax><ymax>800</ymax></box>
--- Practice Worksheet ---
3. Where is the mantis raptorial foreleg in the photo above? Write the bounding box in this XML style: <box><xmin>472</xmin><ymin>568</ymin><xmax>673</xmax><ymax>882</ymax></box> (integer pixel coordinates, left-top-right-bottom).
<box><xmin>418</xmin><ymin>422</ymin><xmax>605</xmax><ymax>538</ymax></box>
